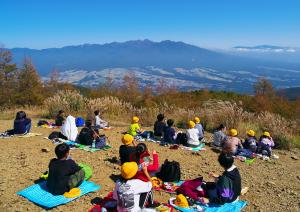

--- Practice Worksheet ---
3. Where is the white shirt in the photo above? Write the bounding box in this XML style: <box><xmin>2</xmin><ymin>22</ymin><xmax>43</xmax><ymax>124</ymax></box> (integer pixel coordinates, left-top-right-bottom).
<box><xmin>60</xmin><ymin>115</ymin><xmax>78</xmax><ymax>141</ymax></box>
<box><xmin>113</xmin><ymin>179</ymin><xmax>152</xmax><ymax>212</ymax></box>
<box><xmin>94</xmin><ymin>115</ymin><xmax>108</xmax><ymax>128</ymax></box>
<box><xmin>186</xmin><ymin>128</ymin><xmax>200</xmax><ymax>146</ymax></box>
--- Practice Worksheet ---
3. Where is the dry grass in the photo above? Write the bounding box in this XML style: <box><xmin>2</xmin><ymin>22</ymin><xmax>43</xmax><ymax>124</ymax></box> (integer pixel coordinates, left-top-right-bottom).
<box><xmin>2</xmin><ymin>90</ymin><xmax>296</xmax><ymax>149</ymax></box>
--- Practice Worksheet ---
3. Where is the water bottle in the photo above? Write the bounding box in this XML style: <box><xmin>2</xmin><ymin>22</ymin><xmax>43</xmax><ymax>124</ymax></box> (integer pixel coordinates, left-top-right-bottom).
<box><xmin>92</xmin><ymin>140</ymin><xmax>96</xmax><ymax>149</ymax></box>
<box><xmin>147</xmin><ymin>132</ymin><xmax>150</xmax><ymax>141</ymax></box>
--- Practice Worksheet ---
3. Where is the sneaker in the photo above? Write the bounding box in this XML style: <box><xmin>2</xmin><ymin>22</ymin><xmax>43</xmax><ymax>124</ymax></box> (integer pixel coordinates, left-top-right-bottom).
<box><xmin>272</xmin><ymin>154</ymin><xmax>279</xmax><ymax>159</ymax></box>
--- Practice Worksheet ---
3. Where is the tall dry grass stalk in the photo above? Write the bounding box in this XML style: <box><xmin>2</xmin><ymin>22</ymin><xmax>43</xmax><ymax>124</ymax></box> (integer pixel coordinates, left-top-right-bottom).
<box><xmin>41</xmin><ymin>91</ymin><xmax>300</xmax><ymax>149</ymax></box>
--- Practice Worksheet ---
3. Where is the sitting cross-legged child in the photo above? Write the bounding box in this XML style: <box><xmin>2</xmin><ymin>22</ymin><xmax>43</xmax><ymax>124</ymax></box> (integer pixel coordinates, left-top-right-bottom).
<box><xmin>119</xmin><ymin>134</ymin><xmax>136</xmax><ymax>165</ymax></box>
<box><xmin>128</xmin><ymin>116</ymin><xmax>142</xmax><ymax>137</ymax></box>
<box><xmin>113</xmin><ymin>162</ymin><xmax>154</xmax><ymax>211</ymax></box>
<box><xmin>243</xmin><ymin>130</ymin><xmax>257</xmax><ymax>153</ymax></box>
<box><xmin>47</xmin><ymin>143</ymin><xmax>85</xmax><ymax>195</ymax></box>
<box><xmin>200</xmin><ymin>152</ymin><xmax>242</xmax><ymax>205</ymax></box>
<box><xmin>130</xmin><ymin>143</ymin><xmax>159</xmax><ymax>182</ymax></box>
<box><xmin>153</xmin><ymin>114</ymin><xmax>166</xmax><ymax>140</ymax></box>
<box><xmin>186</xmin><ymin>121</ymin><xmax>200</xmax><ymax>147</ymax></box>
<box><xmin>162</xmin><ymin>119</ymin><xmax>176</xmax><ymax>146</ymax></box>
<box><xmin>257</xmin><ymin>131</ymin><xmax>275</xmax><ymax>157</ymax></box>
<box><xmin>194</xmin><ymin>117</ymin><xmax>204</xmax><ymax>141</ymax></box>
<box><xmin>77</xmin><ymin>120</ymin><xmax>99</xmax><ymax>146</ymax></box>
<box><xmin>222</xmin><ymin>129</ymin><xmax>243</xmax><ymax>155</ymax></box>
<box><xmin>211</xmin><ymin>124</ymin><xmax>227</xmax><ymax>148</ymax></box>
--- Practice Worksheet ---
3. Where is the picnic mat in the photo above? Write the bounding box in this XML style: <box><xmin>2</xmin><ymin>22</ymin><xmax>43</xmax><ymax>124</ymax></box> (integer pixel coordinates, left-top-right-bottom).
<box><xmin>169</xmin><ymin>197</ymin><xmax>247</xmax><ymax>212</ymax></box>
<box><xmin>0</xmin><ymin>132</ymin><xmax>42</xmax><ymax>139</ymax></box>
<box><xmin>153</xmin><ymin>180</ymin><xmax>185</xmax><ymax>194</ymax></box>
<box><xmin>17</xmin><ymin>181</ymin><xmax>101</xmax><ymax>209</ymax></box>
<box><xmin>17</xmin><ymin>133</ymin><xmax>42</xmax><ymax>138</ymax></box>
<box><xmin>182</xmin><ymin>143</ymin><xmax>206</xmax><ymax>152</ymax></box>
<box><xmin>65</xmin><ymin>141</ymin><xmax>112</xmax><ymax>152</ymax></box>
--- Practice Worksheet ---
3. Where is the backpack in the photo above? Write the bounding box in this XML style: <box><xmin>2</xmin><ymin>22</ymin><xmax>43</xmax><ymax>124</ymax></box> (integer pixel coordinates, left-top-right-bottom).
<box><xmin>48</xmin><ymin>131</ymin><xmax>61</xmax><ymax>140</ymax></box>
<box><xmin>95</xmin><ymin>135</ymin><xmax>106</xmax><ymax>149</ymax></box>
<box><xmin>156</xmin><ymin>160</ymin><xmax>181</xmax><ymax>182</ymax></box>
<box><xmin>38</xmin><ymin>120</ymin><xmax>49</xmax><ymax>126</ymax></box>
<box><xmin>176</xmin><ymin>133</ymin><xmax>188</xmax><ymax>146</ymax></box>
<box><xmin>76</xmin><ymin>117</ymin><xmax>85</xmax><ymax>127</ymax></box>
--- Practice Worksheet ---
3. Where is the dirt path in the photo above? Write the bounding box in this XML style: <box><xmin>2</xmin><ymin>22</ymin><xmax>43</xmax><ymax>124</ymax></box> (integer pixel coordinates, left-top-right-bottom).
<box><xmin>0</xmin><ymin>119</ymin><xmax>299</xmax><ymax>212</ymax></box>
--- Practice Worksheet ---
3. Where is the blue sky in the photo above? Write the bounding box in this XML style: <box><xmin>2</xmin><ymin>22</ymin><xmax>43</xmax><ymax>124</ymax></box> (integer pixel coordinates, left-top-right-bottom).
<box><xmin>0</xmin><ymin>0</ymin><xmax>299</xmax><ymax>49</ymax></box>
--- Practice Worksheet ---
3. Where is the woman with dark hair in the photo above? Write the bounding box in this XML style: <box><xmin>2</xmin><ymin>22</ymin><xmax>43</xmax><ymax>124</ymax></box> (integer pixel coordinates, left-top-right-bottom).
<box><xmin>55</xmin><ymin>110</ymin><xmax>65</xmax><ymax>127</ymax></box>
<box><xmin>211</xmin><ymin>124</ymin><xmax>227</xmax><ymax>147</ymax></box>
<box><xmin>153</xmin><ymin>113</ymin><xmax>166</xmax><ymax>139</ymax></box>
<box><xmin>8</xmin><ymin>111</ymin><xmax>32</xmax><ymax>135</ymax></box>
<box><xmin>94</xmin><ymin>110</ymin><xmax>109</xmax><ymax>129</ymax></box>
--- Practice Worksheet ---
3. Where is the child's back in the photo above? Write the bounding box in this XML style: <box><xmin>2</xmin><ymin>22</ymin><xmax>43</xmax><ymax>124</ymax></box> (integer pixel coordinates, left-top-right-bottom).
<box><xmin>47</xmin><ymin>158</ymin><xmax>81</xmax><ymax>195</ymax></box>
<box><xmin>154</xmin><ymin>120</ymin><xmax>166</xmax><ymax>137</ymax></box>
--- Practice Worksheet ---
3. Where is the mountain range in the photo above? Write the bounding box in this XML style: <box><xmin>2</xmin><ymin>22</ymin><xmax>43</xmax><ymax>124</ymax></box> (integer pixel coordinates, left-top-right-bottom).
<box><xmin>8</xmin><ymin>40</ymin><xmax>300</xmax><ymax>93</ymax></box>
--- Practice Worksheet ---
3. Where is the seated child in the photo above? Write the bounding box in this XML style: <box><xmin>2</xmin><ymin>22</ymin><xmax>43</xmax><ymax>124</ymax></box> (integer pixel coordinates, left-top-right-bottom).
<box><xmin>128</xmin><ymin>116</ymin><xmax>142</xmax><ymax>137</ymax></box>
<box><xmin>60</xmin><ymin>115</ymin><xmax>78</xmax><ymax>141</ymax></box>
<box><xmin>194</xmin><ymin>117</ymin><xmax>204</xmax><ymax>141</ymax></box>
<box><xmin>94</xmin><ymin>110</ymin><xmax>109</xmax><ymax>129</ymax></box>
<box><xmin>257</xmin><ymin>131</ymin><xmax>275</xmax><ymax>157</ymax></box>
<box><xmin>200</xmin><ymin>152</ymin><xmax>241</xmax><ymax>205</ymax></box>
<box><xmin>77</xmin><ymin>120</ymin><xmax>99</xmax><ymax>146</ymax></box>
<box><xmin>153</xmin><ymin>114</ymin><xmax>166</xmax><ymax>139</ymax></box>
<box><xmin>222</xmin><ymin>129</ymin><xmax>243</xmax><ymax>155</ymax></box>
<box><xmin>212</xmin><ymin>124</ymin><xmax>227</xmax><ymax>147</ymax></box>
<box><xmin>55</xmin><ymin>110</ymin><xmax>65</xmax><ymax>127</ymax></box>
<box><xmin>113</xmin><ymin>162</ymin><xmax>153</xmax><ymax>211</ymax></box>
<box><xmin>131</xmin><ymin>143</ymin><xmax>159</xmax><ymax>181</ymax></box>
<box><xmin>243</xmin><ymin>130</ymin><xmax>257</xmax><ymax>153</ymax></box>
<box><xmin>119</xmin><ymin>134</ymin><xmax>136</xmax><ymax>165</ymax></box>
<box><xmin>186</xmin><ymin>121</ymin><xmax>200</xmax><ymax>147</ymax></box>
<box><xmin>47</xmin><ymin>143</ymin><xmax>85</xmax><ymax>195</ymax></box>
<box><xmin>8</xmin><ymin>111</ymin><xmax>32</xmax><ymax>135</ymax></box>
<box><xmin>162</xmin><ymin>119</ymin><xmax>176</xmax><ymax>145</ymax></box>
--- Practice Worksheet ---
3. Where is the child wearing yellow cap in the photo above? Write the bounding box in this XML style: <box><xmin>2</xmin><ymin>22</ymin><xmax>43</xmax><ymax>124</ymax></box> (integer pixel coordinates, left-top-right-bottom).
<box><xmin>186</xmin><ymin>121</ymin><xmax>201</xmax><ymax>147</ymax></box>
<box><xmin>243</xmin><ymin>130</ymin><xmax>257</xmax><ymax>153</ymax></box>
<box><xmin>128</xmin><ymin>116</ymin><xmax>142</xmax><ymax>137</ymax></box>
<box><xmin>194</xmin><ymin>117</ymin><xmax>204</xmax><ymax>141</ymax></box>
<box><xmin>257</xmin><ymin>131</ymin><xmax>275</xmax><ymax>157</ymax></box>
<box><xmin>119</xmin><ymin>134</ymin><xmax>136</xmax><ymax>165</ymax></box>
<box><xmin>222</xmin><ymin>129</ymin><xmax>243</xmax><ymax>155</ymax></box>
<box><xmin>113</xmin><ymin>162</ymin><xmax>154</xmax><ymax>211</ymax></box>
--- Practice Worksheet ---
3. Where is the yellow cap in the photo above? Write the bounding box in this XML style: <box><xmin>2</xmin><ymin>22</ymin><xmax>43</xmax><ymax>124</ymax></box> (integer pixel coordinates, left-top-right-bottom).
<box><xmin>247</xmin><ymin>130</ymin><xmax>255</xmax><ymax>137</ymax></box>
<box><xmin>122</xmin><ymin>134</ymin><xmax>134</xmax><ymax>145</ymax></box>
<box><xmin>63</xmin><ymin>188</ymin><xmax>81</xmax><ymax>198</ymax></box>
<box><xmin>121</xmin><ymin>162</ymin><xmax>138</xmax><ymax>179</ymax></box>
<box><xmin>229</xmin><ymin>129</ymin><xmax>238</xmax><ymax>137</ymax></box>
<box><xmin>132</xmin><ymin>116</ymin><xmax>139</xmax><ymax>123</ymax></box>
<box><xmin>263</xmin><ymin>131</ymin><xmax>271</xmax><ymax>137</ymax></box>
<box><xmin>174</xmin><ymin>194</ymin><xmax>189</xmax><ymax>208</ymax></box>
<box><xmin>194</xmin><ymin>117</ymin><xmax>200</xmax><ymax>124</ymax></box>
<box><xmin>187</xmin><ymin>120</ymin><xmax>195</xmax><ymax>129</ymax></box>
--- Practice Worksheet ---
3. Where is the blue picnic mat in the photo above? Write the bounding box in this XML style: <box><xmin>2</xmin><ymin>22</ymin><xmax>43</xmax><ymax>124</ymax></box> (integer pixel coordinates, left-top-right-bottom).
<box><xmin>171</xmin><ymin>200</ymin><xmax>247</xmax><ymax>212</ymax></box>
<box><xmin>17</xmin><ymin>181</ymin><xmax>100</xmax><ymax>209</ymax></box>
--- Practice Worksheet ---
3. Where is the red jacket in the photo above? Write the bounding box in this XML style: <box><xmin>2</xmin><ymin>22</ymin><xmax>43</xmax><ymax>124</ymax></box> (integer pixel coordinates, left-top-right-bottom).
<box><xmin>134</xmin><ymin>153</ymin><xmax>159</xmax><ymax>182</ymax></box>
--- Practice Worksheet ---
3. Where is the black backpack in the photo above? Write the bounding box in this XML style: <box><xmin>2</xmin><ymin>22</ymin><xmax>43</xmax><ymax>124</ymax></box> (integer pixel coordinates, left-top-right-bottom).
<box><xmin>176</xmin><ymin>133</ymin><xmax>188</xmax><ymax>145</ymax></box>
<box><xmin>156</xmin><ymin>160</ymin><xmax>181</xmax><ymax>182</ymax></box>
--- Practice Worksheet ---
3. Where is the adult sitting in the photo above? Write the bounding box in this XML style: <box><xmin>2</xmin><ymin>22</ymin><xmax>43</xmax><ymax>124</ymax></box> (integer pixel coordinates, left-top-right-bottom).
<box><xmin>61</xmin><ymin>115</ymin><xmax>78</xmax><ymax>141</ymax></box>
<box><xmin>211</xmin><ymin>124</ymin><xmax>227</xmax><ymax>147</ymax></box>
<box><xmin>77</xmin><ymin>120</ymin><xmax>99</xmax><ymax>146</ymax></box>
<box><xmin>7</xmin><ymin>111</ymin><xmax>31</xmax><ymax>135</ymax></box>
